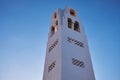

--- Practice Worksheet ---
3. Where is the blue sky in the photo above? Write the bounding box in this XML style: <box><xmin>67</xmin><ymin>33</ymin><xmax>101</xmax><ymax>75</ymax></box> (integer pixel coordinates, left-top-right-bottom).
<box><xmin>0</xmin><ymin>0</ymin><xmax>120</xmax><ymax>80</ymax></box>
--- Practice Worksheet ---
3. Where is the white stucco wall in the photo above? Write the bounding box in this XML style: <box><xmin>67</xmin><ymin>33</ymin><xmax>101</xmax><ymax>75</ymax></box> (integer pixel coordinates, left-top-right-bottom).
<box><xmin>43</xmin><ymin>7</ymin><xmax>95</xmax><ymax>80</ymax></box>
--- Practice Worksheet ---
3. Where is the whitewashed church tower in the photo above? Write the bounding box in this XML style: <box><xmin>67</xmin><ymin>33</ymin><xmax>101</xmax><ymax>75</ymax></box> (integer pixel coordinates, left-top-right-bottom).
<box><xmin>43</xmin><ymin>7</ymin><xmax>95</xmax><ymax>80</ymax></box>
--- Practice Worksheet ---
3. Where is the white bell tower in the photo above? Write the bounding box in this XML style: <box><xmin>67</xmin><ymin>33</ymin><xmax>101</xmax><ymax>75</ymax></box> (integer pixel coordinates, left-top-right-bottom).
<box><xmin>43</xmin><ymin>7</ymin><xmax>95</xmax><ymax>80</ymax></box>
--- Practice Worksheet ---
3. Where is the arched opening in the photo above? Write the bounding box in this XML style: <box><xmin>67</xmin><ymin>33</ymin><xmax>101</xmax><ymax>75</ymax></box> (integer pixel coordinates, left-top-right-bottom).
<box><xmin>74</xmin><ymin>21</ymin><xmax>80</xmax><ymax>32</ymax></box>
<box><xmin>68</xmin><ymin>18</ymin><xmax>72</xmax><ymax>29</ymax></box>
<box><xmin>56</xmin><ymin>20</ymin><xmax>58</xmax><ymax>25</ymax></box>
<box><xmin>55</xmin><ymin>20</ymin><xmax>58</xmax><ymax>32</ymax></box>
<box><xmin>51</xmin><ymin>26</ymin><xmax>55</xmax><ymax>37</ymax></box>
<box><xmin>70</xmin><ymin>9</ymin><xmax>76</xmax><ymax>17</ymax></box>
<box><xmin>53</xmin><ymin>12</ymin><xmax>57</xmax><ymax>19</ymax></box>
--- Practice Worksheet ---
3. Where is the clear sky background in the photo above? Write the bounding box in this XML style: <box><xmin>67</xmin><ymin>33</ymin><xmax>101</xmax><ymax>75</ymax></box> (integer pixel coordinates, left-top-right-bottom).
<box><xmin>0</xmin><ymin>0</ymin><xmax>120</xmax><ymax>80</ymax></box>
